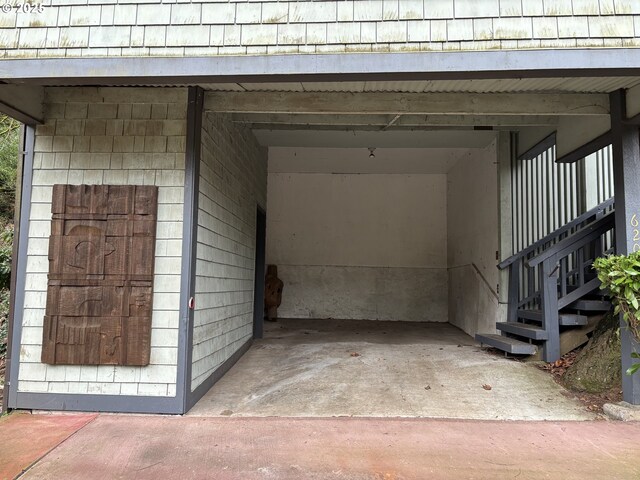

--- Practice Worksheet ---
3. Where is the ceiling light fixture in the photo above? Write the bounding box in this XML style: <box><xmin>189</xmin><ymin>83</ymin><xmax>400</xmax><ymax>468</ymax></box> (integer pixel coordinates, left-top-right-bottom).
<box><xmin>368</xmin><ymin>147</ymin><xmax>376</xmax><ymax>158</ymax></box>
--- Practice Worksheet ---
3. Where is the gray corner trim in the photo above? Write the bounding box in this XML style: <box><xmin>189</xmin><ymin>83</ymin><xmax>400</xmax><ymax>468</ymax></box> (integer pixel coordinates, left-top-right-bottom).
<box><xmin>518</xmin><ymin>132</ymin><xmax>556</xmax><ymax>161</ymax></box>
<box><xmin>610</xmin><ymin>88</ymin><xmax>640</xmax><ymax>404</ymax></box>
<box><xmin>185</xmin><ymin>338</ymin><xmax>252</xmax><ymax>413</ymax></box>
<box><xmin>253</xmin><ymin>206</ymin><xmax>266</xmax><ymax>340</ymax></box>
<box><xmin>7</xmin><ymin>125</ymin><xmax>35</xmax><ymax>410</ymax></box>
<box><xmin>179</xmin><ymin>86</ymin><xmax>204</xmax><ymax>413</ymax></box>
<box><xmin>555</xmin><ymin>130</ymin><xmax>613</xmax><ymax>164</ymax></box>
<box><xmin>13</xmin><ymin>392</ymin><xmax>183</xmax><ymax>414</ymax></box>
<box><xmin>3</xmin><ymin>49</ymin><xmax>640</xmax><ymax>85</ymax></box>
<box><xmin>3</xmin><ymin>126</ymin><xmax>26</xmax><ymax>413</ymax></box>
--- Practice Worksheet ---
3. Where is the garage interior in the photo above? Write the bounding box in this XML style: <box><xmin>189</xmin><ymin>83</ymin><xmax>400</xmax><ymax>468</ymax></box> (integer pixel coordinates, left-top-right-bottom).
<box><xmin>187</xmin><ymin>78</ymin><xmax>631</xmax><ymax>419</ymax></box>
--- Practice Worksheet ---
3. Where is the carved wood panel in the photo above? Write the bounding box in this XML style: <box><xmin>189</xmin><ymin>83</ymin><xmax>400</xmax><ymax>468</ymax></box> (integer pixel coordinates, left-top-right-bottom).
<box><xmin>41</xmin><ymin>185</ymin><xmax>158</xmax><ymax>366</ymax></box>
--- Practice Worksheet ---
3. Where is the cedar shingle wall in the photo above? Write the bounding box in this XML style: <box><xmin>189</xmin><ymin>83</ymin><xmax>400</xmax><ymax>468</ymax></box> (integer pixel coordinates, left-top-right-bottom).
<box><xmin>1</xmin><ymin>1</ymin><xmax>639</xmax><ymax>58</ymax></box>
<box><xmin>18</xmin><ymin>87</ymin><xmax>187</xmax><ymax>397</ymax></box>
<box><xmin>191</xmin><ymin>111</ymin><xmax>267</xmax><ymax>391</ymax></box>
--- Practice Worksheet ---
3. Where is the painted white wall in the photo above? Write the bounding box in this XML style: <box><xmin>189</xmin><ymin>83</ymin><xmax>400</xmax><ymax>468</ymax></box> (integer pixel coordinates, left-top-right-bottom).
<box><xmin>267</xmin><ymin>173</ymin><xmax>447</xmax><ymax>268</ymax></box>
<box><xmin>266</xmin><ymin>147</ymin><xmax>450</xmax><ymax>322</ymax></box>
<box><xmin>447</xmin><ymin>140</ymin><xmax>501</xmax><ymax>336</ymax></box>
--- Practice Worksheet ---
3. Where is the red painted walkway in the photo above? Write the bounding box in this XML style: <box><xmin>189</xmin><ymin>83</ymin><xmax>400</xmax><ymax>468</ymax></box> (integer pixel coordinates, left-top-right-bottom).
<box><xmin>0</xmin><ymin>412</ymin><xmax>96</xmax><ymax>480</ymax></box>
<box><xmin>3</xmin><ymin>414</ymin><xmax>640</xmax><ymax>479</ymax></box>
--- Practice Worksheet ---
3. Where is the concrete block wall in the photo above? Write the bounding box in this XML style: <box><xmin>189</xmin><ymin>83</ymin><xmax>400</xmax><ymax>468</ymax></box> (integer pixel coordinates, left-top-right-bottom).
<box><xmin>1</xmin><ymin>1</ymin><xmax>639</xmax><ymax>58</ymax></box>
<box><xmin>191</xmin><ymin>110</ymin><xmax>267</xmax><ymax>391</ymax></box>
<box><xmin>18</xmin><ymin>87</ymin><xmax>187</xmax><ymax>397</ymax></box>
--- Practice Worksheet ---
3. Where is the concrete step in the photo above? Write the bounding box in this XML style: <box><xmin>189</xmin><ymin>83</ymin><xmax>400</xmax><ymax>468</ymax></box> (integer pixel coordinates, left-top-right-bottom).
<box><xmin>496</xmin><ymin>322</ymin><xmax>548</xmax><ymax>340</ymax></box>
<box><xmin>518</xmin><ymin>309</ymin><xmax>588</xmax><ymax>326</ymax></box>
<box><xmin>567</xmin><ymin>299</ymin><xmax>612</xmax><ymax>312</ymax></box>
<box><xmin>475</xmin><ymin>333</ymin><xmax>538</xmax><ymax>355</ymax></box>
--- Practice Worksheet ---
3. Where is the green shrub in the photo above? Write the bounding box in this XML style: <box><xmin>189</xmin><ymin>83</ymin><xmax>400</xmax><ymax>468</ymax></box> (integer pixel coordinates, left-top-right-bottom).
<box><xmin>0</xmin><ymin>224</ymin><xmax>11</xmax><ymax>360</ymax></box>
<box><xmin>0</xmin><ymin>289</ymin><xmax>8</xmax><ymax>358</ymax></box>
<box><xmin>0</xmin><ymin>225</ymin><xmax>12</xmax><ymax>290</ymax></box>
<box><xmin>0</xmin><ymin>115</ymin><xmax>19</xmax><ymax>222</ymax></box>
<box><xmin>593</xmin><ymin>251</ymin><xmax>640</xmax><ymax>375</ymax></box>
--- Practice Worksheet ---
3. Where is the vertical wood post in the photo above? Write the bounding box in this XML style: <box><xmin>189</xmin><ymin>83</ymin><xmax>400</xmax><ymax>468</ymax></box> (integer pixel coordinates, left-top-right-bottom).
<box><xmin>610</xmin><ymin>89</ymin><xmax>640</xmax><ymax>405</ymax></box>
<box><xmin>507</xmin><ymin>262</ymin><xmax>519</xmax><ymax>323</ymax></box>
<box><xmin>541</xmin><ymin>259</ymin><xmax>560</xmax><ymax>362</ymax></box>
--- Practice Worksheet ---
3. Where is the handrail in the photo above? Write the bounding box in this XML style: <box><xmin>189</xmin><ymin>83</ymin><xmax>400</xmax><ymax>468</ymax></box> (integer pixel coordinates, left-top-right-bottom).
<box><xmin>527</xmin><ymin>211</ymin><xmax>615</xmax><ymax>267</ymax></box>
<box><xmin>498</xmin><ymin>197</ymin><xmax>614</xmax><ymax>270</ymax></box>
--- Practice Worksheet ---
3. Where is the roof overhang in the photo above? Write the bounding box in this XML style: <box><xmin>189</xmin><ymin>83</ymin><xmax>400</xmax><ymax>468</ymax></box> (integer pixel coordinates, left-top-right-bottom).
<box><xmin>3</xmin><ymin>49</ymin><xmax>640</xmax><ymax>157</ymax></box>
<box><xmin>3</xmin><ymin>49</ymin><xmax>640</xmax><ymax>85</ymax></box>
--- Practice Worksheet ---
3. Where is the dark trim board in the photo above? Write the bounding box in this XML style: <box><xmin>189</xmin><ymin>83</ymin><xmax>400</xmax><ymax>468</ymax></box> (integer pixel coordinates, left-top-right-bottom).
<box><xmin>610</xmin><ymin>89</ymin><xmax>640</xmax><ymax>404</ymax></box>
<box><xmin>179</xmin><ymin>86</ymin><xmax>204</xmax><ymax>412</ymax></box>
<box><xmin>13</xmin><ymin>392</ymin><xmax>183</xmax><ymax>414</ymax></box>
<box><xmin>3</xmin><ymin>49</ymin><xmax>640</xmax><ymax>85</ymax></box>
<box><xmin>185</xmin><ymin>338</ymin><xmax>253</xmax><ymax>412</ymax></box>
<box><xmin>253</xmin><ymin>206</ymin><xmax>266</xmax><ymax>340</ymax></box>
<box><xmin>7</xmin><ymin>125</ymin><xmax>35</xmax><ymax>409</ymax></box>
<box><xmin>3</xmin><ymin>126</ymin><xmax>29</xmax><ymax>413</ymax></box>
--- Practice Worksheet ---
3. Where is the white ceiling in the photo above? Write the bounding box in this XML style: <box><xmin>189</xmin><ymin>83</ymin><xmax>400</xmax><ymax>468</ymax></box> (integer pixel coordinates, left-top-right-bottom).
<box><xmin>253</xmin><ymin>129</ymin><xmax>497</xmax><ymax>148</ymax></box>
<box><xmin>268</xmin><ymin>147</ymin><xmax>479</xmax><ymax>174</ymax></box>
<box><xmin>201</xmin><ymin>76</ymin><xmax>640</xmax><ymax>94</ymax></box>
<box><xmin>208</xmin><ymin>76</ymin><xmax>640</xmax><ymax>150</ymax></box>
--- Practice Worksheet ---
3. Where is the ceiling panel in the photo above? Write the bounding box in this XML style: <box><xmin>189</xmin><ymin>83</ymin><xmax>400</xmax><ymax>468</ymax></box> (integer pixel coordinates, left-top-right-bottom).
<box><xmin>198</xmin><ymin>77</ymin><xmax>640</xmax><ymax>94</ymax></box>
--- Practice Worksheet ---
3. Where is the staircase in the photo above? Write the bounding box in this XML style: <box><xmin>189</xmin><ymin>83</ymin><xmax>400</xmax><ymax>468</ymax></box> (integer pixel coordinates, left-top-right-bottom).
<box><xmin>476</xmin><ymin>198</ymin><xmax>615</xmax><ymax>362</ymax></box>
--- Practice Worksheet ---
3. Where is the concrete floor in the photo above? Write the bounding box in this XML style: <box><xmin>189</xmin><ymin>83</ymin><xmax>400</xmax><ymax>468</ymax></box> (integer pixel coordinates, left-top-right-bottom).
<box><xmin>188</xmin><ymin>319</ymin><xmax>595</xmax><ymax>420</ymax></box>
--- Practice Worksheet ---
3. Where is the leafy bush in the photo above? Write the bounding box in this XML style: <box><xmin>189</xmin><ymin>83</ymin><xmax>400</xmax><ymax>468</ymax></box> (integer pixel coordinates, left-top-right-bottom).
<box><xmin>0</xmin><ymin>115</ymin><xmax>18</xmax><ymax>364</ymax></box>
<box><xmin>0</xmin><ymin>115</ymin><xmax>19</xmax><ymax>222</ymax></box>
<box><xmin>0</xmin><ymin>225</ymin><xmax>12</xmax><ymax>290</ymax></box>
<box><xmin>0</xmin><ymin>289</ymin><xmax>8</xmax><ymax>358</ymax></box>
<box><xmin>593</xmin><ymin>251</ymin><xmax>640</xmax><ymax>375</ymax></box>
<box><xmin>0</xmin><ymin>224</ymin><xmax>11</xmax><ymax>360</ymax></box>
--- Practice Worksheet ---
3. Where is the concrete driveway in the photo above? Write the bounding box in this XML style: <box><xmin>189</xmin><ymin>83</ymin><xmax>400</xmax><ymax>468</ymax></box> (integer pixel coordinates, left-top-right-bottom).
<box><xmin>189</xmin><ymin>319</ymin><xmax>594</xmax><ymax>420</ymax></box>
<box><xmin>4</xmin><ymin>413</ymin><xmax>640</xmax><ymax>480</ymax></box>
<box><xmin>5</xmin><ymin>320</ymin><xmax>634</xmax><ymax>479</ymax></box>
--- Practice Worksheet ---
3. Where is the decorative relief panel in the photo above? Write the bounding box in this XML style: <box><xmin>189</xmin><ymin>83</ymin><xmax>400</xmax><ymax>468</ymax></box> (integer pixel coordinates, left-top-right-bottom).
<box><xmin>41</xmin><ymin>185</ymin><xmax>158</xmax><ymax>366</ymax></box>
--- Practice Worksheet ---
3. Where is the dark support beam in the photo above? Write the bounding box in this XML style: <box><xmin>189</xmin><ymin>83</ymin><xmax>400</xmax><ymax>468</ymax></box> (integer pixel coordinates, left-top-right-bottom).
<box><xmin>610</xmin><ymin>89</ymin><xmax>640</xmax><ymax>405</ymax></box>
<box><xmin>0</xmin><ymin>85</ymin><xmax>44</xmax><ymax>125</ymax></box>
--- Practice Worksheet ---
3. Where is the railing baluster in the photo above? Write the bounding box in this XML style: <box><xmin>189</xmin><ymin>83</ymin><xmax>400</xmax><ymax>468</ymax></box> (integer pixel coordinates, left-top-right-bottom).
<box><xmin>528</xmin><ymin>263</ymin><xmax>535</xmax><ymax>307</ymax></box>
<box><xmin>507</xmin><ymin>262</ymin><xmax>520</xmax><ymax>323</ymax></box>
<box><xmin>577</xmin><ymin>248</ymin><xmax>585</xmax><ymax>287</ymax></box>
<box><xmin>560</xmin><ymin>259</ymin><xmax>567</xmax><ymax>297</ymax></box>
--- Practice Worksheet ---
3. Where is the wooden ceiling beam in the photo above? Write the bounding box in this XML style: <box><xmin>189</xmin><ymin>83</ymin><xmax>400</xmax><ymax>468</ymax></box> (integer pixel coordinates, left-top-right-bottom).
<box><xmin>206</xmin><ymin>91</ymin><xmax>609</xmax><ymax>116</ymax></box>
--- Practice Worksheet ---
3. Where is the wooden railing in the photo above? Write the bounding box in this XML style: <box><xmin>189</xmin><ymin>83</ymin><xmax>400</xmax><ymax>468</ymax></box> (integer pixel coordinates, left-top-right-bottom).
<box><xmin>498</xmin><ymin>198</ymin><xmax>615</xmax><ymax>359</ymax></box>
